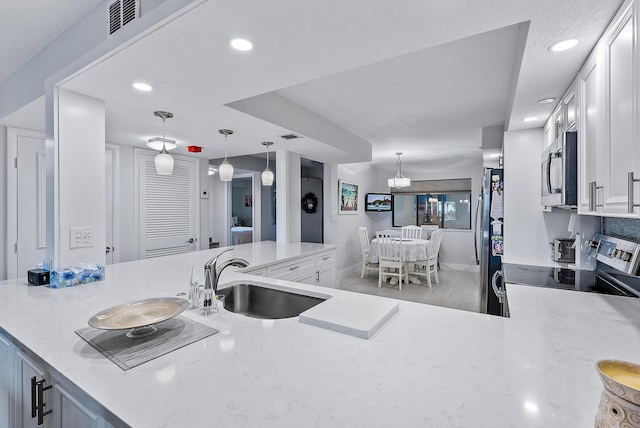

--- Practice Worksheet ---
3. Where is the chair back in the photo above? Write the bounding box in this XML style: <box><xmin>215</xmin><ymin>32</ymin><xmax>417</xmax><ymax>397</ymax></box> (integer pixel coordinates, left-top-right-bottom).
<box><xmin>429</xmin><ymin>230</ymin><xmax>443</xmax><ymax>260</ymax></box>
<box><xmin>422</xmin><ymin>225</ymin><xmax>439</xmax><ymax>239</ymax></box>
<box><xmin>402</xmin><ymin>225</ymin><xmax>422</xmax><ymax>239</ymax></box>
<box><xmin>358</xmin><ymin>227</ymin><xmax>370</xmax><ymax>253</ymax></box>
<box><xmin>376</xmin><ymin>231</ymin><xmax>401</xmax><ymax>261</ymax></box>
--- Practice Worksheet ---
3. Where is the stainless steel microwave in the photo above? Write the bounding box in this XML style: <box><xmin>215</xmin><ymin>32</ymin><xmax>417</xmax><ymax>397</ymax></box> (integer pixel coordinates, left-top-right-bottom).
<box><xmin>541</xmin><ymin>131</ymin><xmax>577</xmax><ymax>208</ymax></box>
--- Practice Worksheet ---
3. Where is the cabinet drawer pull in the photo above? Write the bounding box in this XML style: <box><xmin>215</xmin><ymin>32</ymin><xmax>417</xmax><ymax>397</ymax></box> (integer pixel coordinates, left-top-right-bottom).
<box><xmin>289</xmin><ymin>265</ymin><xmax>299</xmax><ymax>271</ymax></box>
<box><xmin>322</xmin><ymin>256</ymin><xmax>330</xmax><ymax>261</ymax></box>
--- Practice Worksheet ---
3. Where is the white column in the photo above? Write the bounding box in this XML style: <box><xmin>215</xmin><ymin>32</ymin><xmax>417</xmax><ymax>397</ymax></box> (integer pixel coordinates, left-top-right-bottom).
<box><xmin>46</xmin><ymin>88</ymin><xmax>106</xmax><ymax>269</ymax></box>
<box><xmin>275</xmin><ymin>150</ymin><xmax>301</xmax><ymax>243</ymax></box>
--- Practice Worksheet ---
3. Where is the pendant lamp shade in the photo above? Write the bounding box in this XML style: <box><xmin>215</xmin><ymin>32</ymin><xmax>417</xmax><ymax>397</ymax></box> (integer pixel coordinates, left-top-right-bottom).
<box><xmin>155</xmin><ymin>144</ymin><xmax>174</xmax><ymax>175</ymax></box>
<box><xmin>219</xmin><ymin>129</ymin><xmax>234</xmax><ymax>182</ymax></box>
<box><xmin>261</xmin><ymin>141</ymin><xmax>274</xmax><ymax>186</ymax></box>
<box><xmin>261</xmin><ymin>169</ymin><xmax>274</xmax><ymax>186</ymax></box>
<box><xmin>219</xmin><ymin>159</ymin><xmax>234</xmax><ymax>181</ymax></box>
<box><xmin>388</xmin><ymin>152</ymin><xmax>411</xmax><ymax>188</ymax></box>
<box><xmin>152</xmin><ymin>111</ymin><xmax>174</xmax><ymax>175</ymax></box>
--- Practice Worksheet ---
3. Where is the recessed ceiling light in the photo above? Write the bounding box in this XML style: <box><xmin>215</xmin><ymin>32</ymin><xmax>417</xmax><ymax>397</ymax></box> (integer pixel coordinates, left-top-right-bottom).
<box><xmin>537</xmin><ymin>97</ymin><xmax>556</xmax><ymax>104</ymax></box>
<box><xmin>229</xmin><ymin>38</ymin><xmax>254</xmax><ymax>51</ymax></box>
<box><xmin>548</xmin><ymin>39</ymin><xmax>578</xmax><ymax>52</ymax></box>
<box><xmin>132</xmin><ymin>82</ymin><xmax>153</xmax><ymax>92</ymax></box>
<box><xmin>523</xmin><ymin>116</ymin><xmax>538</xmax><ymax>122</ymax></box>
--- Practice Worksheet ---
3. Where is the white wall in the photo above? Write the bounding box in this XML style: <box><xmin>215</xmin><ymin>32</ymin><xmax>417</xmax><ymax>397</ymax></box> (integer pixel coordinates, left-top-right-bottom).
<box><xmin>0</xmin><ymin>126</ymin><xmax>6</xmax><ymax>279</ymax></box>
<box><xmin>210</xmin><ymin>175</ymin><xmax>229</xmax><ymax>247</ymax></box>
<box><xmin>332</xmin><ymin>158</ymin><xmax>485</xmax><ymax>279</ymax></box>
<box><xmin>332</xmin><ymin>163</ymin><xmax>385</xmax><ymax>278</ymax></box>
<box><xmin>301</xmin><ymin>177</ymin><xmax>323</xmax><ymax>243</ymax></box>
<box><xmin>503</xmin><ymin>128</ymin><xmax>573</xmax><ymax>266</ymax></box>
<box><xmin>55</xmin><ymin>89</ymin><xmax>106</xmax><ymax>268</ymax></box>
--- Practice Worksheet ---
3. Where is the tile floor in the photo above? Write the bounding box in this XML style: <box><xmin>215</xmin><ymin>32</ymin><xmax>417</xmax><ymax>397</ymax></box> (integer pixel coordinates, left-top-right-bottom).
<box><xmin>338</xmin><ymin>267</ymin><xmax>482</xmax><ymax>313</ymax></box>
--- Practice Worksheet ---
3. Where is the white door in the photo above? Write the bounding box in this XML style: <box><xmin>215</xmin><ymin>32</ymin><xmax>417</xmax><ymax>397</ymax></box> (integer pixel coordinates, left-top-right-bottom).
<box><xmin>17</xmin><ymin>135</ymin><xmax>47</xmax><ymax>277</ymax></box>
<box><xmin>105</xmin><ymin>148</ymin><xmax>114</xmax><ymax>264</ymax></box>
<box><xmin>136</xmin><ymin>151</ymin><xmax>200</xmax><ymax>259</ymax></box>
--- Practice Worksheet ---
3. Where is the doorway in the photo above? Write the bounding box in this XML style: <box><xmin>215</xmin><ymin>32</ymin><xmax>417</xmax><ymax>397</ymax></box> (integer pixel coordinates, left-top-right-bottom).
<box><xmin>230</xmin><ymin>176</ymin><xmax>253</xmax><ymax>244</ymax></box>
<box><xmin>301</xmin><ymin>158</ymin><xmax>324</xmax><ymax>243</ymax></box>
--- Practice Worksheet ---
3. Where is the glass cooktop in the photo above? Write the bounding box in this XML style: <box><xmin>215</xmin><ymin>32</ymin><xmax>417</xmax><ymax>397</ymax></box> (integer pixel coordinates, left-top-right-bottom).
<box><xmin>502</xmin><ymin>263</ymin><xmax>640</xmax><ymax>297</ymax></box>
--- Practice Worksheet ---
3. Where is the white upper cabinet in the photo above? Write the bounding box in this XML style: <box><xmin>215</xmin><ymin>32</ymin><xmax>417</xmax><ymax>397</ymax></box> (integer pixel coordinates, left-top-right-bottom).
<box><xmin>563</xmin><ymin>82</ymin><xmax>577</xmax><ymax>132</ymax></box>
<box><xmin>602</xmin><ymin>2</ymin><xmax>638</xmax><ymax>216</ymax></box>
<box><xmin>578</xmin><ymin>46</ymin><xmax>604</xmax><ymax>214</ymax></box>
<box><xmin>576</xmin><ymin>0</ymin><xmax>640</xmax><ymax>217</ymax></box>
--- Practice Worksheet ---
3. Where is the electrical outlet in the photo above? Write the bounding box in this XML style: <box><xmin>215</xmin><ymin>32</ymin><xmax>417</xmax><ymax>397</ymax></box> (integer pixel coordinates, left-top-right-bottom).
<box><xmin>69</xmin><ymin>227</ymin><xmax>95</xmax><ymax>248</ymax></box>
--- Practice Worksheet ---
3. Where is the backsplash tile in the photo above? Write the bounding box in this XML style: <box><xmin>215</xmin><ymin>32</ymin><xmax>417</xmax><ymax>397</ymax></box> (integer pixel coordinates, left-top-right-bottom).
<box><xmin>603</xmin><ymin>217</ymin><xmax>640</xmax><ymax>242</ymax></box>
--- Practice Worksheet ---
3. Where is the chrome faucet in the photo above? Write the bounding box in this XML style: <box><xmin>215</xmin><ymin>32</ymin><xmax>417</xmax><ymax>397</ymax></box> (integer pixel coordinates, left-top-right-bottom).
<box><xmin>203</xmin><ymin>248</ymin><xmax>249</xmax><ymax>311</ymax></box>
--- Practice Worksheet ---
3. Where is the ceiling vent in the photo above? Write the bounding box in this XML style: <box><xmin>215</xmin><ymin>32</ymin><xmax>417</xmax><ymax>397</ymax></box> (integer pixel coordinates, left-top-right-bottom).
<box><xmin>279</xmin><ymin>133</ymin><xmax>303</xmax><ymax>140</ymax></box>
<box><xmin>108</xmin><ymin>0</ymin><xmax>139</xmax><ymax>35</ymax></box>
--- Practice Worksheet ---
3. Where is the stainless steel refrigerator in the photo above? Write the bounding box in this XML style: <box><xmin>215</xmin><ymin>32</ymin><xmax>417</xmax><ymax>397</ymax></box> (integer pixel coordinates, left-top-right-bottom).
<box><xmin>477</xmin><ymin>168</ymin><xmax>506</xmax><ymax>316</ymax></box>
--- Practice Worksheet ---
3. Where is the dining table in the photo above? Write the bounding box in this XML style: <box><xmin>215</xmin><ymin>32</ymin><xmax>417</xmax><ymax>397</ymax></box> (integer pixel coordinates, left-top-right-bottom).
<box><xmin>369</xmin><ymin>237</ymin><xmax>431</xmax><ymax>285</ymax></box>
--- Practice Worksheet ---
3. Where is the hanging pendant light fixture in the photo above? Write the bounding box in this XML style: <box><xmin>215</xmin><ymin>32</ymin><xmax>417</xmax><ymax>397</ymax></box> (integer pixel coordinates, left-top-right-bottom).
<box><xmin>151</xmin><ymin>111</ymin><xmax>175</xmax><ymax>175</ymax></box>
<box><xmin>218</xmin><ymin>129</ymin><xmax>234</xmax><ymax>181</ymax></box>
<box><xmin>261</xmin><ymin>141</ymin><xmax>274</xmax><ymax>186</ymax></box>
<box><xmin>388</xmin><ymin>152</ymin><xmax>411</xmax><ymax>188</ymax></box>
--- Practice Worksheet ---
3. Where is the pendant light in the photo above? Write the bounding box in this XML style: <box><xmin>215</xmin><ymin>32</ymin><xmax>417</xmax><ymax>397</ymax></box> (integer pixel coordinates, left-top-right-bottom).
<box><xmin>152</xmin><ymin>111</ymin><xmax>174</xmax><ymax>175</ymax></box>
<box><xmin>218</xmin><ymin>129</ymin><xmax>234</xmax><ymax>181</ymax></box>
<box><xmin>261</xmin><ymin>141</ymin><xmax>274</xmax><ymax>186</ymax></box>
<box><xmin>388</xmin><ymin>152</ymin><xmax>411</xmax><ymax>188</ymax></box>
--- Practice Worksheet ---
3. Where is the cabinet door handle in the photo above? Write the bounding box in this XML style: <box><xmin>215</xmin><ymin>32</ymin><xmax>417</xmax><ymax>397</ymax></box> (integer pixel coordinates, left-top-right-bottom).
<box><xmin>628</xmin><ymin>172</ymin><xmax>640</xmax><ymax>213</ymax></box>
<box><xmin>589</xmin><ymin>181</ymin><xmax>603</xmax><ymax>211</ymax></box>
<box><xmin>31</xmin><ymin>376</ymin><xmax>37</xmax><ymax>418</ymax></box>
<box><xmin>31</xmin><ymin>376</ymin><xmax>53</xmax><ymax>425</ymax></box>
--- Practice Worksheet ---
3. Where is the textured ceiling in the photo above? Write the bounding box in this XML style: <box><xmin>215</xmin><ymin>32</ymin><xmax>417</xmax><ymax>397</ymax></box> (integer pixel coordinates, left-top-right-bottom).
<box><xmin>0</xmin><ymin>0</ymin><xmax>103</xmax><ymax>82</ymax></box>
<box><xmin>0</xmin><ymin>0</ymin><xmax>626</xmax><ymax>171</ymax></box>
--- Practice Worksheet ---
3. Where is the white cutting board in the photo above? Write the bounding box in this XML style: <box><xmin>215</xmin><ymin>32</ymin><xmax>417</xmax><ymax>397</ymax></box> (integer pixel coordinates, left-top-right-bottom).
<box><xmin>299</xmin><ymin>294</ymin><xmax>399</xmax><ymax>339</ymax></box>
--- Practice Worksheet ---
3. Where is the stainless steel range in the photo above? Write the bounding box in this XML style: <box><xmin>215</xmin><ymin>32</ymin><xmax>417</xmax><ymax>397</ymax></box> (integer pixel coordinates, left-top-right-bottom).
<box><xmin>497</xmin><ymin>234</ymin><xmax>640</xmax><ymax>317</ymax></box>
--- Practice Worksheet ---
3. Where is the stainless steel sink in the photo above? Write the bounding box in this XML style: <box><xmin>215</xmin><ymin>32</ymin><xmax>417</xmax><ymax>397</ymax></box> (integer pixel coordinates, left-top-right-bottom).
<box><xmin>218</xmin><ymin>283</ymin><xmax>326</xmax><ymax>319</ymax></box>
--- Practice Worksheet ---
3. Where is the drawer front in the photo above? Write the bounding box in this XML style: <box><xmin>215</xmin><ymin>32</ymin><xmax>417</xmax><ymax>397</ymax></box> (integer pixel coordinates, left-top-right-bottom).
<box><xmin>268</xmin><ymin>256</ymin><xmax>314</xmax><ymax>279</ymax></box>
<box><xmin>315</xmin><ymin>251</ymin><xmax>335</xmax><ymax>269</ymax></box>
<box><xmin>277</xmin><ymin>267</ymin><xmax>316</xmax><ymax>283</ymax></box>
<box><xmin>242</xmin><ymin>267</ymin><xmax>267</xmax><ymax>277</ymax></box>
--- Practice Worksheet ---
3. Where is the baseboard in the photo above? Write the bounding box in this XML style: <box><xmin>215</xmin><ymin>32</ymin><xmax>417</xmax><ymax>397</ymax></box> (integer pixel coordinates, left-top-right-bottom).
<box><xmin>338</xmin><ymin>261</ymin><xmax>479</xmax><ymax>285</ymax></box>
<box><xmin>439</xmin><ymin>262</ymin><xmax>480</xmax><ymax>273</ymax></box>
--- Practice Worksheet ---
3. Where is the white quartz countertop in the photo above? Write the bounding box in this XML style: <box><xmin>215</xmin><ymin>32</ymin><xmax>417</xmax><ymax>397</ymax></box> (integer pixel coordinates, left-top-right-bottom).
<box><xmin>1</xmin><ymin>241</ymin><xmax>640</xmax><ymax>427</ymax></box>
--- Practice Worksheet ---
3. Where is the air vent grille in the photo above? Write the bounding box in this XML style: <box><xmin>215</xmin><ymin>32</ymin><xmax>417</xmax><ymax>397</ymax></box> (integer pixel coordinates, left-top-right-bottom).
<box><xmin>108</xmin><ymin>0</ymin><xmax>138</xmax><ymax>35</ymax></box>
<box><xmin>279</xmin><ymin>133</ymin><xmax>303</xmax><ymax>140</ymax></box>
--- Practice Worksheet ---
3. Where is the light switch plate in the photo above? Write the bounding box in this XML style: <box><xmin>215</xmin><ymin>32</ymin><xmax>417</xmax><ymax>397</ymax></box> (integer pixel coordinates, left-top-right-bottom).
<box><xmin>69</xmin><ymin>227</ymin><xmax>95</xmax><ymax>248</ymax></box>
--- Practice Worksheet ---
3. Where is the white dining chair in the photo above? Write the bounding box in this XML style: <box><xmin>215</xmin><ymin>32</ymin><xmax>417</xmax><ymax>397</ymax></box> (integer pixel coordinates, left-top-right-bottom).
<box><xmin>358</xmin><ymin>227</ymin><xmax>379</xmax><ymax>278</ymax></box>
<box><xmin>401</xmin><ymin>225</ymin><xmax>422</xmax><ymax>239</ymax></box>
<box><xmin>376</xmin><ymin>231</ymin><xmax>407</xmax><ymax>290</ymax></box>
<box><xmin>414</xmin><ymin>229</ymin><xmax>443</xmax><ymax>287</ymax></box>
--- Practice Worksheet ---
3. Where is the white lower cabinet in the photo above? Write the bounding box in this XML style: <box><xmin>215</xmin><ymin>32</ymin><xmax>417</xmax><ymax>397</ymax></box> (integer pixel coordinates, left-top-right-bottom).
<box><xmin>0</xmin><ymin>334</ymin><xmax>11</xmax><ymax>428</ymax></box>
<box><xmin>315</xmin><ymin>250</ymin><xmax>336</xmax><ymax>288</ymax></box>
<box><xmin>51</xmin><ymin>379</ymin><xmax>106</xmax><ymax>428</ymax></box>
<box><xmin>15</xmin><ymin>350</ymin><xmax>51</xmax><ymax>428</ymax></box>
<box><xmin>249</xmin><ymin>249</ymin><xmax>336</xmax><ymax>288</ymax></box>
<box><xmin>0</xmin><ymin>331</ymin><xmax>111</xmax><ymax>428</ymax></box>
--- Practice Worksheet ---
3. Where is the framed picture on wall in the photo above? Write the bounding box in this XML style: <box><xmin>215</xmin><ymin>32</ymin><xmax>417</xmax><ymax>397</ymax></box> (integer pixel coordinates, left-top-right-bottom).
<box><xmin>338</xmin><ymin>180</ymin><xmax>359</xmax><ymax>214</ymax></box>
<box><xmin>245</xmin><ymin>195</ymin><xmax>252</xmax><ymax>207</ymax></box>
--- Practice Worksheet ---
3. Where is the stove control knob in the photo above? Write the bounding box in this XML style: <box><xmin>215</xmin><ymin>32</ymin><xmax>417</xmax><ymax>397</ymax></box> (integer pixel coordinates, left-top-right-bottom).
<box><xmin>623</xmin><ymin>252</ymin><xmax>632</xmax><ymax>262</ymax></box>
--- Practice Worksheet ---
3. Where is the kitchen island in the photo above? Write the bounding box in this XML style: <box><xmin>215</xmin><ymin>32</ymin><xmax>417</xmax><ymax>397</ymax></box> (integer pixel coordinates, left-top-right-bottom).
<box><xmin>1</xmin><ymin>241</ymin><xmax>640</xmax><ymax>427</ymax></box>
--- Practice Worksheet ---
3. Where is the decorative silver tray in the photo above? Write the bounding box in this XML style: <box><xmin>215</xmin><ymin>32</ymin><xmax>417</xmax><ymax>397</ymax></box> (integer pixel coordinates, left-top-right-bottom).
<box><xmin>88</xmin><ymin>297</ymin><xmax>189</xmax><ymax>338</ymax></box>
